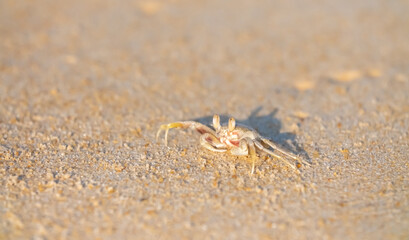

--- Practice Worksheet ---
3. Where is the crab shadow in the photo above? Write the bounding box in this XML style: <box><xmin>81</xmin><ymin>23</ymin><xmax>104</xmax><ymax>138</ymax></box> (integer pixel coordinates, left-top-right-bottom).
<box><xmin>193</xmin><ymin>106</ymin><xmax>310</xmax><ymax>160</ymax></box>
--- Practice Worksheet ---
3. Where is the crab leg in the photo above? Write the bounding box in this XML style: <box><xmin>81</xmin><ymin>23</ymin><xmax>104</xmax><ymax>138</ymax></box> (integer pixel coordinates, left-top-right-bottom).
<box><xmin>253</xmin><ymin>140</ymin><xmax>296</xmax><ymax>169</ymax></box>
<box><xmin>260</xmin><ymin>138</ymin><xmax>310</xmax><ymax>166</ymax></box>
<box><xmin>156</xmin><ymin>121</ymin><xmax>215</xmax><ymax>146</ymax></box>
<box><xmin>259</xmin><ymin>138</ymin><xmax>297</xmax><ymax>159</ymax></box>
<box><xmin>200</xmin><ymin>133</ymin><xmax>227</xmax><ymax>152</ymax></box>
<box><xmin>245</xmin><ymin>139</ymin><xmax>257</xmax><ymax>175</ymax></box>
<box><xmin>230</xmin><ymin>138</ymin><xmax>257</xmax><ymax>174</ymax></box>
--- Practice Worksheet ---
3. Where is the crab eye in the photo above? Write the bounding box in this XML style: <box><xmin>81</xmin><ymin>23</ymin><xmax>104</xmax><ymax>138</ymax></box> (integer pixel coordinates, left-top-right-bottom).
<box><xmin>213</xmin><ymin>114</ymin><xmax>221</xmax><ymax>131</ymax></box>
<box><xmin>228</xmin><ymin>117</ymin><xmax>236</xmax><ymax>132</ymax></box>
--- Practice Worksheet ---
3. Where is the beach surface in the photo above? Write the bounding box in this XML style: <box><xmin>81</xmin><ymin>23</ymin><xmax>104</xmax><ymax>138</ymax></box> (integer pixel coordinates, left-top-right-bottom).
<box><xmin>1</xmin><ymin>0</ymin><xmax>408</xmax><ymax>239</ymax></box>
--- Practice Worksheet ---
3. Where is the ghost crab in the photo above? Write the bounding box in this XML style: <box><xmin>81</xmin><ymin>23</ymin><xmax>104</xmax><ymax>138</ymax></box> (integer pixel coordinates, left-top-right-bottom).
<box><xmin>156</xmin><ymin>114</ymin><xmax>308</xmax><ymax>174</ymax></box>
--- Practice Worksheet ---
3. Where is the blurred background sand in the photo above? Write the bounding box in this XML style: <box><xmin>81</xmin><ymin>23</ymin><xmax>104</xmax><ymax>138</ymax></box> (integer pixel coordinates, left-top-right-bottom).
<box><xmin>1</xmin><ymin>0</ymin><xmax>408</xmax><ymax>239</ymax></box>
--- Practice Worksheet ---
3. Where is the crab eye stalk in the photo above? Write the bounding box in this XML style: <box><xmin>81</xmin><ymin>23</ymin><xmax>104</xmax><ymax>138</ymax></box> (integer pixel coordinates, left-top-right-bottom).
<box><xmin>228</xmin><ymin>117</ymin><xmax>236</xmax><ymax>132</ymax></box>
<box><xmin>213</xmin><ymin>114</ymin><xmax>221</xmax><ymax>132</ymax></box>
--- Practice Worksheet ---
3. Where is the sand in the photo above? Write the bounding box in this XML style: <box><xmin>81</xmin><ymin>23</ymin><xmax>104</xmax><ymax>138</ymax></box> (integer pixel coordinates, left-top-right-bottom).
<box><xmin>1</xmin><ymin>0</ymin><xmax>408</xmax><ymax>239</ymax></box>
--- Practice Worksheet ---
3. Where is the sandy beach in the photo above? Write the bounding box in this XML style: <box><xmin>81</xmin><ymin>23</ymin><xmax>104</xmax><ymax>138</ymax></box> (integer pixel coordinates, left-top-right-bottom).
<box><xmin>1</xmin><ymin>0</ymin><xmax>408</xmax><ymax>239</ymax></box>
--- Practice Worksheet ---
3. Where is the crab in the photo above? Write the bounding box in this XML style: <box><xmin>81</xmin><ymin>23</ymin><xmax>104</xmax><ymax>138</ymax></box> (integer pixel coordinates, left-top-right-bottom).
<box><xmin>156</xmin><ymin>114</ymin><xmax>308</xmax><ymax>174</ymax></box>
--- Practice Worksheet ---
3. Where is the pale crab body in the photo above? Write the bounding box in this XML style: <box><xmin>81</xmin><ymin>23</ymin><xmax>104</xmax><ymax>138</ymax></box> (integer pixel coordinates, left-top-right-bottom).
<box><xmin>218</xmin><ymin>126</ymin><xmax>255</xmax><ymax>148</ymax></box>
<box><xmin>157</xmin><ymin>114</ymin><xmax>307</xmax><ymax>174</ymax></box>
